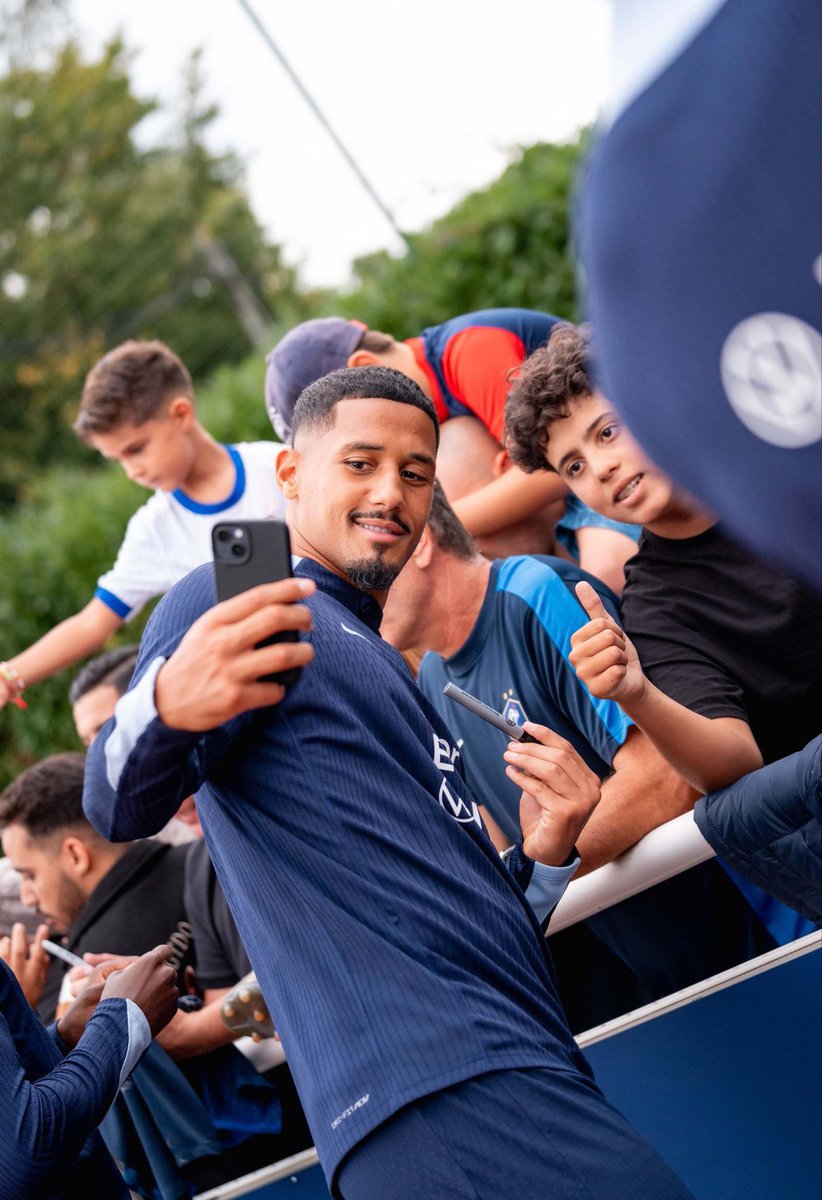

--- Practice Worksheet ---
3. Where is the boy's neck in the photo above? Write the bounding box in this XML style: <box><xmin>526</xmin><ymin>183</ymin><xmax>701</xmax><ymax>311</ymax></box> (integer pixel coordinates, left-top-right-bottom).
<box><xmin>645</xmin><ymin>496</ymin><xmax>716</xmax><ymax>540</ymax></box>
<box><xmin>177</xmin><ymin>428</ymin><xmax>235</xmax><ymax>502</ymax></box>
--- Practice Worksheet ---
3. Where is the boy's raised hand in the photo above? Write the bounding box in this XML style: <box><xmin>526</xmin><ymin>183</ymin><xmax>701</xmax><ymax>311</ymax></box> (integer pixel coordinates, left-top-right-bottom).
<box><xmin>569</xmin><ymin>581</ymin><xmax>646</xmax><ymax>706</ymax></box>
<box><xmin>504</xmin><ymin>722</ymin><xmax>600</xmax><ymax>865</ymax></box>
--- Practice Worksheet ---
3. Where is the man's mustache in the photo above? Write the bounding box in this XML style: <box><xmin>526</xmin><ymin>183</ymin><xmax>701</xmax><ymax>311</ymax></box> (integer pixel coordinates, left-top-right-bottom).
<box><xmin>350</xmin><ymin>510</ymin><xmax>411</xmax><ymax>534</ymax></box>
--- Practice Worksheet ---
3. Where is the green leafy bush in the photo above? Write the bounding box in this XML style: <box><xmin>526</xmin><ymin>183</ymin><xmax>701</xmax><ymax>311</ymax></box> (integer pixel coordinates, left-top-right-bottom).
<box><xmin>0</xmin><ymin>466</ymin><xmax>148</xmax><ymax>784</ymax></box>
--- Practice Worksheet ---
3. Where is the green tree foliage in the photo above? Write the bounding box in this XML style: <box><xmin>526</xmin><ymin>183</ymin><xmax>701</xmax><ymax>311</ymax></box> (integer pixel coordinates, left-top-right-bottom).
<box><xmin>0</xmin><ymin>39</ymin><xmax>303</xmax><ymax>505</ymax></box>
<box><xmin>338</xmin><ymin>139</ymin><xmax>584</xmax><ymax>338</ymax></box>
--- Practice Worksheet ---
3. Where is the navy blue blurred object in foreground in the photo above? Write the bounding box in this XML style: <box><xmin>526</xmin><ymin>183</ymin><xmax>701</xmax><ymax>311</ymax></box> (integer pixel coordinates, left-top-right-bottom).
<box><xmin>580</xmin><ymin>0</ymin><xmax>822</xmax><ymax>590</ymax></box>
<box><xmin>696</xmin><ymin>736</ymin><xmax>822</xmax><ymax>925</ymax></box>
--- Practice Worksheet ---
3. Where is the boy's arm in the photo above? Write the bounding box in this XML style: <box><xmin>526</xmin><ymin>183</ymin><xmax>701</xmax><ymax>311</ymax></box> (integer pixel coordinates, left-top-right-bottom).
<box><xmin>84</xmin><ymin>575</ymin><xmax>315</xmax><ymax>842</ymax></box>
<box><xmin>569</xmin><ymin>582</ymin><xmax>763</xmax><ymax>793</ymax></box>
<box><xmin>450</xmin><ymin>467</ymin><xmax>568</xmax><ymax>538</ymax></box>
<box><xmin>574</xmin><ymin>728</ymin><xmax>699</xmax><ymax>874</ymax></box>
<box><xmin>0</xmin><ymin>598</ymin><xmax>123</xmax><ymax>708</ymax></box>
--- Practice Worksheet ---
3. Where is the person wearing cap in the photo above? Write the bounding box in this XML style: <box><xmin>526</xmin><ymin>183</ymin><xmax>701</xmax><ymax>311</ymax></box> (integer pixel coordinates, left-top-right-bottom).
<box><xmin>265</xmin><ymin>310</ymin><xmax>640</xmax><ymax>594</ymax></box>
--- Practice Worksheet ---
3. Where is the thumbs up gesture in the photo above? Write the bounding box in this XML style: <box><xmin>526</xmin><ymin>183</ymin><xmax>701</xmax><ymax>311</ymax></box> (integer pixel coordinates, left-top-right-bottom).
<box><xmin>568</xmin><ymin>581</ymin><xmax>646</xmax><ymax>706</ymax></box>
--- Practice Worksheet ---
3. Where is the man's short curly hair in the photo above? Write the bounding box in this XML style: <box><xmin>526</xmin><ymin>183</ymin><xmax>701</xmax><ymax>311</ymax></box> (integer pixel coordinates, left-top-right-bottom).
<box><xmin>505</xmin><ymin>323</ymin><xmax>595</xmax><ymax>473</ymax></box>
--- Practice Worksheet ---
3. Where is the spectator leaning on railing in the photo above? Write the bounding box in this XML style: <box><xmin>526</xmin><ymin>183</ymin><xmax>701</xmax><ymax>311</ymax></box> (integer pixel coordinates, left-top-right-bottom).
<box><xmin>505</xmin><ymin>323</ymin><xmax>822</xmax><ymax>795</ymax></box>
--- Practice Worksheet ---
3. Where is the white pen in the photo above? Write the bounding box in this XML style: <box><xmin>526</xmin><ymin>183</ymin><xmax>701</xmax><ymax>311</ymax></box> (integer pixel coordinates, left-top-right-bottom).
<box><xmin>42</xmin><ymin>939</ymin><xmax>87</xmax><ymax>969</ymax></box>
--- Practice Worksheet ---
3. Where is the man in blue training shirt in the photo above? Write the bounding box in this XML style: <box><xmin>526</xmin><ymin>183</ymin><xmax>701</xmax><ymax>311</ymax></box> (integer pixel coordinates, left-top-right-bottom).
<box><xmin>84</xmin><ymin>366</ymin><xmax>691</xmax><ymax>1199</ymax></box>
<box><xmin>381</xmin><ymin>484</ymin><xmax>779</xmax><ymax>1028</ymax></box>
<box><xmin>0</xmin><ymin>943</ymin><xmax>178</xmax><ymax>1199</ymax></box>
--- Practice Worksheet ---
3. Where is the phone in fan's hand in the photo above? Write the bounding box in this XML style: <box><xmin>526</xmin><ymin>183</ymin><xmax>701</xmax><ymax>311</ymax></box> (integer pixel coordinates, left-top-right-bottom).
<box><xmin>212</xmin><ymin>520</ymin><xmax>301</xmax><ymax>686</ymax></box>
<box><xmin>442</xmin><ymin>682</ymin><xmax>539</xmax><ymax>743</ymax></box>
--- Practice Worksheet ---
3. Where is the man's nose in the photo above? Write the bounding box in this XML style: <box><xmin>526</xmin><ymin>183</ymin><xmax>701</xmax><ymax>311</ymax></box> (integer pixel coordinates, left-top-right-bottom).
<box><xmin>368</xmin><ymin>468</ymin><xmax>404</xmax><ymax>510</ymax></box>
<box><xmin>19</xmin><ymin>880</ymin><xmax>38</xmax><ymax>908</ymax></box>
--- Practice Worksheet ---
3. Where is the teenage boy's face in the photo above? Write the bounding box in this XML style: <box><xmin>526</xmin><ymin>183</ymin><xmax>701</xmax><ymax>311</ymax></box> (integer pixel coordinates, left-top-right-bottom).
<box><xmin>545</xmin><ymin>393</ymin><xmax>677</xmax><ymax>527</ymax></box>
<box><xmin>89</xmin><ymin>401</ymin><xmax>195</xmax><ymax>492</ymax></box>
<box><xmin>279</xmin><ymin>397</ymin><xmax>437</xmax><ymax>603</ymax></box>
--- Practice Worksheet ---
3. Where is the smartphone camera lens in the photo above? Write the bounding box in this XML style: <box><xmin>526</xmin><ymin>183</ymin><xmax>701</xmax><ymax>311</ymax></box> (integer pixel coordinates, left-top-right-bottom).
<box><xmin>217</xmin><ymin>529</ymin><xmax>230</xmax><ymax>542</ymax></box>
<box><xmin>231</xmin><ymin>543</ymin><xmax>244</xmax><ymax>557</ymax></box>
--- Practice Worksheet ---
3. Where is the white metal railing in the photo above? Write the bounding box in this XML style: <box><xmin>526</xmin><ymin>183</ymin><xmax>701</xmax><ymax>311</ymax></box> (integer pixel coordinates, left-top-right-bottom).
<box><xmin>193</xmin><ymin>1148</ymin><xmax>321</xmax><ymax>1199</ymax></box>
<box><xmin>549</xmin><ymin>810</ymin><xmax>716</xmax><ymax>934</ymax></box>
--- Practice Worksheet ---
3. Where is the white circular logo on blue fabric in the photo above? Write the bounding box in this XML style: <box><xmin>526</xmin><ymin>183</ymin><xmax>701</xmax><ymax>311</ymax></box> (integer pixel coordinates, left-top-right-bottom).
<box><xmin>720</xmin><ymin>312</ymin><xmax>822</xmax><ymax>448</ymax></box>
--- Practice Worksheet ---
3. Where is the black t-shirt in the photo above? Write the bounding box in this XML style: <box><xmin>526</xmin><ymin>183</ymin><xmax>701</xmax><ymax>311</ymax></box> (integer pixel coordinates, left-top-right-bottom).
<box><xmin>184</xmin><ymin>837</ymin><xmax>250</xmax><ymax>988</ymax></box>
<box><xmin>621</xmin><ymin>524</ymin><xmax>822</xmax><ymax>765</ymax></box>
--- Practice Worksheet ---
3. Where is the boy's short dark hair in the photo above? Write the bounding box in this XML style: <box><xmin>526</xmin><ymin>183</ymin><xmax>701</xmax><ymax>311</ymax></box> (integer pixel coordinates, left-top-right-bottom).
<box><xmin>74</xmin><ymin>339</ymin><xmax>194</xmax><ymax>440</ymax></box>
<box><xmin>292</xmin><ymin>366</ymin><xmax>440</xmax><ymax>449</ymax></box>
<box><xmin>0</xmin><ymin>753</ymin><xmax>92</xmax><ymax>840</ymax></box>
<box><xmin>505</xmin><ymin>323</ymin><xmax>595</xmax><ymax>473</ymax></box>
<box><xmin>69</xmin><ymin>646</ymin><xmax>139</xmax><ymax>706</ymax></box>
<box><xmin>428</xmin><ymin>480</ymin><xmax>476</xmax><ymax>560</ymax></box>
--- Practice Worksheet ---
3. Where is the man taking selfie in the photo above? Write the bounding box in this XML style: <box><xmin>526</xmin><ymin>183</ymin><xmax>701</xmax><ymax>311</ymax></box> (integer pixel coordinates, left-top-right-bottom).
<box><xmin>85</xmin><ymin>366</ymin><xmax>691</xmax><ymax>1200</ymax></box>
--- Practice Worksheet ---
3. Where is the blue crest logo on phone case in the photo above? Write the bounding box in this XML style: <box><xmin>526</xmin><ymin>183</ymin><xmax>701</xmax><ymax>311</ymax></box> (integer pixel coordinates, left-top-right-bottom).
<box><xmin>501</xmin><ymin>691</ymin><xmax>527</xmax><ymax>729</ymax></box>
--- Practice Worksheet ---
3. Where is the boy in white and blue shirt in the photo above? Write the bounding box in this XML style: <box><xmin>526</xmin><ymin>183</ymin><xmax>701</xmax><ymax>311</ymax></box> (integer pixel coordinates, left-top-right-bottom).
<box><xmin>0</xmin><ymin>340</ymin><xmax>284</xmax><ymax>709</ymax></box>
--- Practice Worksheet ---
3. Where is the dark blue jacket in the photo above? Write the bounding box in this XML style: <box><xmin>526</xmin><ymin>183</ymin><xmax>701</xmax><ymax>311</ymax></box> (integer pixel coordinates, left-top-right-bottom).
<box><xmin>0</xmin><ymin>961</ymin><xmax>132</xmax><ymax>1199</ymax></box>
<box><xmin>695</xmin><ymin>737</ymin><xmax>822</xmax><ymax>925</ymax></box>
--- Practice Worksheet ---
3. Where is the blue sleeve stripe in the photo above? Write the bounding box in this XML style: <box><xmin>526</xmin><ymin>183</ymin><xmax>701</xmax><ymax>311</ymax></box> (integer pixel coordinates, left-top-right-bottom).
<box><xmin>495</xmin><ymin>557</ymin><xmax>631</xmax><ymax>745</ymax></box>
<box><xmin>94</xmin><ymin>587</ymin><xmax>131</xmax><ymax>619</ymax></box>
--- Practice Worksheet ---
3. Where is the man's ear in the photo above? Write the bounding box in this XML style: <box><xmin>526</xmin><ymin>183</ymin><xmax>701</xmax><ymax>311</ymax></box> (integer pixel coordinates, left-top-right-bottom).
<box><xmin>493</xmin><ymin>448</ymin><xmax>512</xmax><ymax>479</ymax></box>
<box><xmin>276</xmin><ymin>446</ymin><xmax>300</xmax><ymax>499</ymax></box>
<box><xmin>61</xmin><ymin>835</ymin><xmax>93</xmax><ymax>881</ymax></box>
<box><xmin>346</xmin><ymin>348</ymin><xmax>382</xmax><ymax>369</ymax></box>
<box><xmin>410</xmin><ymin>525</ymin><xmax>435</xmax><ymax>569</ymax></box>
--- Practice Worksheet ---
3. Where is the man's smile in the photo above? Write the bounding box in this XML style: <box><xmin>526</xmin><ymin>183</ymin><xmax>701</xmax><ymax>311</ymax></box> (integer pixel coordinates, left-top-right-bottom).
<box><xmin>351</xmin><ymin>511</ymin><xmax>410</xmax><ymax>544</ymax></box>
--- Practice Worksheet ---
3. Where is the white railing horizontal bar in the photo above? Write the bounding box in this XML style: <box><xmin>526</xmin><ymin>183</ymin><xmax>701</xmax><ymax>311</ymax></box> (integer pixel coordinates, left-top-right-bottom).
<box><xmin>549</xmin><ymin>811</ymin><xmax>716</xmax><ymax>934</ymax></box>
<box><xmin>576</xmin><ymin>930</ymin><xmax>821</xmax><ymax>1048</ymax></box>
<box><xmin>192</xmin><ymin>1147</ymin><xmax>321</xmax><ymax>1200</ymax></box>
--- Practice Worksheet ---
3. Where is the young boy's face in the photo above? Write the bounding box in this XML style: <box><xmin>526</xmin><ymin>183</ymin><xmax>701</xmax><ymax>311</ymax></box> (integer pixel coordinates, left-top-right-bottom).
<box><xmin>544</xmin><ymin>393</ymin><xmax>678</xmax><ymax>528</ymax></box>
<box><xmin>89</xmin><ymin>406</ymin><xmax>194</xmax><ymax>492</ymax></box>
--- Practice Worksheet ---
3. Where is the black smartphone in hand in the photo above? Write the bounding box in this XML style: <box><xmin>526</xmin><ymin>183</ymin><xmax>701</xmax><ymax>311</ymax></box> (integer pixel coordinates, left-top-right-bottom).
<box><xmin>212</xmin><ymin>520</ymin><xmax>301</xmax><ymax>687</ymax></box>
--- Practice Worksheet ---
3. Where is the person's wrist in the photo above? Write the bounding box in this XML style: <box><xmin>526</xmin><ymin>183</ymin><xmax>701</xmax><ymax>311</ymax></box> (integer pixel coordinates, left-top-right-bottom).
<box><xmin>152</xmin><ymin>660</ymin><xmax>191</xmax><ymax>731</ymax></box>
<box><xmin>0</xmin><ymin>662</ymin><xmax>27</xmax><ymax>709</ymax></box>
<box><xmin>55</xmin><ymin>1012</ymin><xmax>81</xmax><ymax>1049</ymax></box>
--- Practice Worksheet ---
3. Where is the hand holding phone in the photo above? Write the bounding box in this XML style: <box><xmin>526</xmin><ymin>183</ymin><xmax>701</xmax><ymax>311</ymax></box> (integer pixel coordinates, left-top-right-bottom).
<box><xmin>154</xmin><ymin>568</ymin><xmax>315</xmax><ymax>732</ymax></box>
<box><xmin>442</xmin><ymin>682</ymin><xmax>539</xmax><ymax>743</ymax></box>
<box><xmin>212</xmin><ymin>521</ymin><xmax>302</xmax><ymax>686</ymax></box>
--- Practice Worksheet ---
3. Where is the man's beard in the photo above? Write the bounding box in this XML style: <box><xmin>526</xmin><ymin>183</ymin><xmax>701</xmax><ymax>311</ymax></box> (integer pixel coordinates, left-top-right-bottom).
<box><xmin>345</xmin><ymin>553</ymin><xmax>402</xmax><ymax>592</ymax></box>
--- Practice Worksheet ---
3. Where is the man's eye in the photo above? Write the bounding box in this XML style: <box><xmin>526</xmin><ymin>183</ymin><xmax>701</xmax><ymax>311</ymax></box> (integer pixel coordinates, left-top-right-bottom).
<box><xmin>566</xmin><ymin>460</ymin><xmax>583</xmax><ymax>478</ymax></box>
<box><xmin>600</xmin><ymin>423</ymin><xmax>618</xmax><ymax>442</ymax></box>
<box><xmin>346</xmin><ymin>459</ymin><xmax>370</xmax><ymax>471</ymax></box>
<box><xmin>402</xmin><ymin>469</ymin><xmax>427</xmax><ymax>482</ymax></box>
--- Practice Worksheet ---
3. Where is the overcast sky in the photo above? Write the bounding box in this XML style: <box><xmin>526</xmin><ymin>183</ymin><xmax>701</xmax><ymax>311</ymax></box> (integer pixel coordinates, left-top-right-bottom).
<box><xmin>71</xmin><ymin>0</ymin><xmax>610</xmax><ymax>287</ymax></box>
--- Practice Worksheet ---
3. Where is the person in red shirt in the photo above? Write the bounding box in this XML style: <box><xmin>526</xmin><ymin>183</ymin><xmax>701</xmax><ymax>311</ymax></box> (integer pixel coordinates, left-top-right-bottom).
<box><xmin>265</xmin><ymin>310</ymin><xmax>639</xmax><ymax>593</ymax></box>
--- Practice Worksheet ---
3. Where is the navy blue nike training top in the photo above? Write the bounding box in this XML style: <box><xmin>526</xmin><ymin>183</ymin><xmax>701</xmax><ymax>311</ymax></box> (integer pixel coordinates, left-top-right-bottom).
<box><xmin>83</xmin><ymin>559</ymin><xmax>590</xmax><ymax>1183</ymax></box>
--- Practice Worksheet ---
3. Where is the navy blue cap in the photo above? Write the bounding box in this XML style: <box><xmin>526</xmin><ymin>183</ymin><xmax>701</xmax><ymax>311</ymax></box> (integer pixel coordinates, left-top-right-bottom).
<box><xmin>265</xmin><ymin>318</ymin><xmax>366</xmax><ymax>442</ymax></box>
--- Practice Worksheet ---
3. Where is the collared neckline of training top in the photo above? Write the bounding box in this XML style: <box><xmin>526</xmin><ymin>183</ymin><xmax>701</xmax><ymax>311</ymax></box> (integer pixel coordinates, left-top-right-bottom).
<box><xmin>86</xmin><ymin>557</ymin><xmax>591</xmax><ymax>1186</ymax></box>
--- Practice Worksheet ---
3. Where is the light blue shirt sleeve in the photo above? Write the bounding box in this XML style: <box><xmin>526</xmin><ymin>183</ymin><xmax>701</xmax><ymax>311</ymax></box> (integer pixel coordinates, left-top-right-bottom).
<box><xmin>521</xmin><ymin>855</ymin><xmax>580</xmax><ymax>925</ymax></box>
<box><xmin>119</xmin><ymin>998</ymin><xmax>152</xmax><ymax>1088</ymax></box>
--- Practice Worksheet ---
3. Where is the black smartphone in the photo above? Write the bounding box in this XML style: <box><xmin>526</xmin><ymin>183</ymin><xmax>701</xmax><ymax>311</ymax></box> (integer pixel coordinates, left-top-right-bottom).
<box><xmin>212</xmin><ymin>520</ymin><xmax>301</xmax><ymax>686</ymax></box>
<box><xmin>442</xmin><ymin>682</ymin><xmax>538</xmax><ymax>743</ymax></box>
